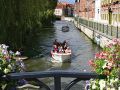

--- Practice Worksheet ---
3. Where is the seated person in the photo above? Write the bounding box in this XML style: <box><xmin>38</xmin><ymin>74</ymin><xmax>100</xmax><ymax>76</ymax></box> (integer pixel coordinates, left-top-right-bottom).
<box><xmin>62</xmin><ymin>40</ymin><xmax>67</xmax><ymax>46</ymax></box>
<box><xmin>53</xmin><ymin>45</ymin><xmax>58</xmax><ymax>53</ymax></box>
<box><xmin>58</xmin><ymin>46</ymin><xmax>64</xmax><ymax>53</ymax></box>
<box><xmin>65</xmin><ymin>47</ymin><xmax>71</xmax><ymax>53</ymax></box>
<box><xmin>53</xmin><ymin>39</ymin><xmax>60</xmax><ymax>47</ymax></box>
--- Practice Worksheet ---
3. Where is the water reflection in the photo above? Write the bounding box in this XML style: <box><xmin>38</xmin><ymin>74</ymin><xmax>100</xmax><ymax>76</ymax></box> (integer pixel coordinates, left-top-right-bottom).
<box><xmin>0</xmin><ymin>26</ymin><xmax>56</xmax><ymax>58</ymax></box>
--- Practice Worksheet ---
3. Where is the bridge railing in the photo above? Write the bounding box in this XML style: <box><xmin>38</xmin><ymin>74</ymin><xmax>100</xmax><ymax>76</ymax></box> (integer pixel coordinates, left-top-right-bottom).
<box><xmin>7</xmin><ymin>70</ymin><xmax>106</xmax><ymax>90</ymax></box>
<box><xmin>74</xmin><ymin>17</ymin><xmax>120</xmax><ymax>38</ymax></box>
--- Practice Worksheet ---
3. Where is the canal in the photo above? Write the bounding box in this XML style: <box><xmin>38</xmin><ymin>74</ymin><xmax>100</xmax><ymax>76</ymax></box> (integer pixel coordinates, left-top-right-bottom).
<box><xmin>24</xmin><ymin>20</ymin><xmax>101</xmax><ymax>71</ymax></box>
<box><xmin>22</xmin><ymin>20</ymin><xmax>101</xmax><ymax>89</ymax></box>
<box><xmin>0</xmin><ymin>21</ymin><xmax>100</xmax><ymax>90</ymax></box>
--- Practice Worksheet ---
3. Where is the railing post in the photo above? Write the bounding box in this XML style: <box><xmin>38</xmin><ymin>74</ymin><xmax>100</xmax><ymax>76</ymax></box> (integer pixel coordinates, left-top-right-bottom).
<box><xmin>116</xmin><ymin>26</ymin><xmax>118</xmax><ymax>38</ymax></box>
<box><xmin>88</xmin><ymin>20</ymin><xmax>89</xmax><ymax>28</ymax></box>
<box><xmin>111</xmin><ymin>25</ymin><xmax>113</xmax><ymax>36</ymax></box>
<box><xmin>77</xmin><ymin>17</ymin><xmax>79</xmax><ymax>28</ymax></box>
<box><xmin>106</xmin><ymin>25</ymin><xmax>108</xmax><ymax>35</ymax></box>
<box><xmin>54</xmin><ymin>76</ymin><xmax>61</xmax><ymax>90</ymax></box>
<box><xmin>97</xmin><ymin>22</ymin><xmax>98</xmax><ymax>30</ymax></box>
<box><xmin>103</xmin><ymin>24</ymin><xmax>104</xmax><ymax>33</ymax></box>
<box><xmin>100</xmin><ymin>23</ymin><xmax>102</xmax><ymax>31</ymax></box>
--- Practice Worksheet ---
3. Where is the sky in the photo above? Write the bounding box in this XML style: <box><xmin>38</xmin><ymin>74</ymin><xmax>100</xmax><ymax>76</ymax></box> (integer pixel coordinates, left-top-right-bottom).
<box><xmin>59</xmin><ymin>0</ymin><xmax>75</xmax><ymax>4</ymax></box>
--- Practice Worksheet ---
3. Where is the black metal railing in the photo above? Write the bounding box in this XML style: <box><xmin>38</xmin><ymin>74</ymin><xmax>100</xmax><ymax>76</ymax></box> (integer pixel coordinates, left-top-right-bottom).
<box><xmin>74</xmin><ymin>17</ymin><xmax>120</xmax><ymax>38</ymax></box>
<box><xmin>7</xmin><ymin>70</ymin><xmax>106</xmax><ymax>90</ymax></box>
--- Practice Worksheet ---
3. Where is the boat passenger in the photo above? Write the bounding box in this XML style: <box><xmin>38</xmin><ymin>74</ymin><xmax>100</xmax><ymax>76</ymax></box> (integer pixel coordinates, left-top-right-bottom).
<box><xmin>62</xmin><ymin>40</ymin><xmax>67</xmax><ymax>46</ymax></box>
<box><xmin>53</xmin><ymin>45</ymin><xmax>59</xmax><ymax>53</ymax></box>
<box><xmin>53</xmin><ymin>39</ymin><xmax>60</xmax><ymax>47</ymax></box>
<box><xmin>58</xmin><ymin>46</ymin><xmax>64</xmax><ymax>53</ymax></box>
<box><xmin>63</xmin><ymin>43</ymin><xmax>68</xmax><ymax>51</ymax></box>
<box><xmin>65</xmin><ymin>47</ymin><xmax>71</xmax><ymax>53</ymax></box>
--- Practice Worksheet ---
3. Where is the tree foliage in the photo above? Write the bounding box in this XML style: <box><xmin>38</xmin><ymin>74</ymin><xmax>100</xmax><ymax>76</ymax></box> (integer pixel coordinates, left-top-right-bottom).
<box><xmin>0</xmin><ymin>0</ymin><xmax>57</xmax><ymax>31</ymax></box>
<box><xmin>0</xmin><ymin>0</ymin><xmax>57</xmax><ymax>50</ymax></box>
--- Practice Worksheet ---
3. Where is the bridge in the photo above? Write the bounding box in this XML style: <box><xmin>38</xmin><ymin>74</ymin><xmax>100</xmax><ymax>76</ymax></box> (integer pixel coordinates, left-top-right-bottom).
<box><xmin>5</xmin><ymin>71</ymin><xmax>106</xmax><ymax>90</ymax></box>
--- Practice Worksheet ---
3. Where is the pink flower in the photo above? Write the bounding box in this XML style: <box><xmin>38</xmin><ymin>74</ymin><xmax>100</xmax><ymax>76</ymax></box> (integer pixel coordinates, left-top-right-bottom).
<box><xmin>88</xmin><ymin>60</ymin><xmax>94</xmax><ymax>65</ymax></box>
<box><xmin>95</xmin><ymin>52</ymin><xmax>107</xmax><ymax>59</ymax></box>
<box><xmin>95</xmin><ymin>53</ymin><xmax>100</xmax><ymax>59</ymax></box>
<box><xmin>107</xmin><ymin>43</ymin><xmax>113</xmax><ymax>48</ymax></box>
<box><xmin>106</xmin><ymin>65</ymin><xmax>112</xmax><ymax>70</ymax></box>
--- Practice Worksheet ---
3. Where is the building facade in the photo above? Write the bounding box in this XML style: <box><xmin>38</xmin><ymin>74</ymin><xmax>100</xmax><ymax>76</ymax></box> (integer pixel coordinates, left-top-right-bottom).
<box><xmin>74</xmin><ymin>1</ymin><xmax>80</xmax><ymax>17</ymax></box>
<box><xmin>74</xmin><ymin>0</ymin><xmax>95</xmax><ymax>19</ymax></box>
<box><xmin>54</xmin><ymin>2</ymin><xmax>65</xmax><ymax>17</ymax></box>
<box><xmin>54</xmin><ymin>2</ymin><xmax>74</xmax><ymax>18</ymax></box>
<box><xmin>94</xmin><ymin>0</ymin><xmax>101</xmax><ymax>21</ymax></box>
<box><xmin>101</xmin><ymin>0</ymin><xmax>120</xmax><ymax>25</ymax></box>
<box><xmin>65</xmin><ymin>4</ymin><xmax>74</xmax><ymax>17</ymax></box>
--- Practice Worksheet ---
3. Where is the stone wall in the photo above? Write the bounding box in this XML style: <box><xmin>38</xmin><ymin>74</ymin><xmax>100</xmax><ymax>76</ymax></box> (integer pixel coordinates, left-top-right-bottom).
<box><xmin>74</xmin><ymin>20</ymin><xmax>113</xmax><ymax>48</ymax></box>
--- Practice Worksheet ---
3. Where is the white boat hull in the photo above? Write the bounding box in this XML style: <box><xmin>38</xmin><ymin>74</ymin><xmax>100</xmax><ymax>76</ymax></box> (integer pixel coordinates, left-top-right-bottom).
<box><xmin>51</xmin><ymin>52</ymin><xmax>71</xmax><ymax>62</ymax></box>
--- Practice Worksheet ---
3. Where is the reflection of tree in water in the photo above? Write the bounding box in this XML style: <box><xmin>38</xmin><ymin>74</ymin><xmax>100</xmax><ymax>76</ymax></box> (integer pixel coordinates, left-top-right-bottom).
<box><xmin>0</xmin><ymin>0</ymin><xmax>57</xmax><ymax>57</ymax></box>
<box><xmin>0</xmin><ymin>25</ymin><xmax>56</xmax><ymax>57</ymax></box>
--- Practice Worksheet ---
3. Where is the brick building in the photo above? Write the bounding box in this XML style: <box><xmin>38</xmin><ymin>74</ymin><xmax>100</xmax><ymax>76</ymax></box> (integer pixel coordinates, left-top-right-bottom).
<box><xmin>54</xmin><ymin>2</ymin><xmax>74</xmax><ymax>17</ymax></box>
<box><xmin>74</xmin><ymin>0</ymin><xmax>95</xmax><ymax>19</ymax></box>
<box><xmin>54</xmin><ymin>2</ymin><xmax>65</xmax><ymax>17</ymax></box>
<box><xmin>74</xmin><ymin>2</ymin><xmax>80</xmax><ymax>17</ymax></box>
<box><xmin>101</xmin><ymin>0</ymin><xmax>120</xmax><ymax>26</ymax></box>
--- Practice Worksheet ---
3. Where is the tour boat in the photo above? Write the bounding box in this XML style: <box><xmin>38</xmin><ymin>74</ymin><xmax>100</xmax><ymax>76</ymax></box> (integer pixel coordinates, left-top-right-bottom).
<box><xmin>51</xmin><ymin>51</ymin><xmax>71</xmax><ymax>63</ymax></box>
<box><xmin>62</xmin><ymin>26</ymin><xmax>69</xmax><ymax>32</ymax></box>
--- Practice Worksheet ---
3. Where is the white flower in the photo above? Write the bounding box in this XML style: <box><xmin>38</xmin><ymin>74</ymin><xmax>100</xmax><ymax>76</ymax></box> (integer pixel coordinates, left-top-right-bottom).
<box><xmin>92</xmin><ymin>83</ymin><xmax>97</xmax><ymax>89</ymax></box>
<box><xmin>15</xmin><ymin>51</ymin><xmax>21</xmax><ymax>55</ymax></box>
<box><xmin>2</xmin><ymin>49</ymin><xmax>8</xmax><ymax>55</ymax></box>
<box><xmin>8</xmin><ymin>64</ymin><xmax>12</xmax><ymax>69</ymax></box>
<box><xmin>102</xmin><ymin>63</ymin><xmax>107</xmax><ymax>69</ymax></box>
<box><xmin>107</xmin><ymin>87</ymin><xmax>111</xmax><ymax>90</ymax></box>
<box><xmin>118</xmin><ymin>87</ymin><xmax>120</xmax><ymax>90</ymax></box>
<box><xmin>2</xmin><ymin>44</ymin><xmax>7</xmax><ymax>49</ymax></box>
<box><xmin>110</xmin><ymin>78</ymin><xmax>119</xmax><ymax>86</ymax></box>
<box><xmin>107</xmin><ymin>62</ymin><xmax>113</xmax><ymax>67</ymax></box>
<box><xmin>114</xmin><ymin>78</ymin><xmax>119</xmax><ymax>82</ymax></box>
<box><xmin>99</xmin><ymin>79</ymin><xmax>106</xmax><ymax>90</ymax></box>
<box><xmin>9</xmin><ymin>50</ymin><xmax>14</xmax><ymax>55</ymax></box>
<box><xmin>110</xmin><ymin>88</ymin><xmax>116</xmax><ymax>90</ymax></box>
<box><xmin>4</xmin><ymin>68</ymin><xmax>10</xmax><ymax>74</ymax></box>
<box><xmin>110</xmin><ymin>79</ymin><xmax>115</xmax><ymax>84</ymax></box>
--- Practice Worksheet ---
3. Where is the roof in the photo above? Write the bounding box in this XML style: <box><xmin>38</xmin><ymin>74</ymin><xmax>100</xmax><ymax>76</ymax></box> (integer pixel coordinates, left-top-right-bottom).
<box><xmin>56</xmin><ymin>2</ymin><xmax>74</xmax><ymax>9</ymax></box>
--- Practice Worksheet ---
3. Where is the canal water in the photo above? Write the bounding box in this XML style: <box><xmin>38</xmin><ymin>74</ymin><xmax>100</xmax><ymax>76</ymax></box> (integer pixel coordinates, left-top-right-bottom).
<box><xmin>24</xmin><ymin>20</ymin><xmax>100</xmax><ymax>71</ymax></box>
<box><xmin>23</xmin><ymin>20</ymin><xmax>101</xmax><ymax>90</ymax></box>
